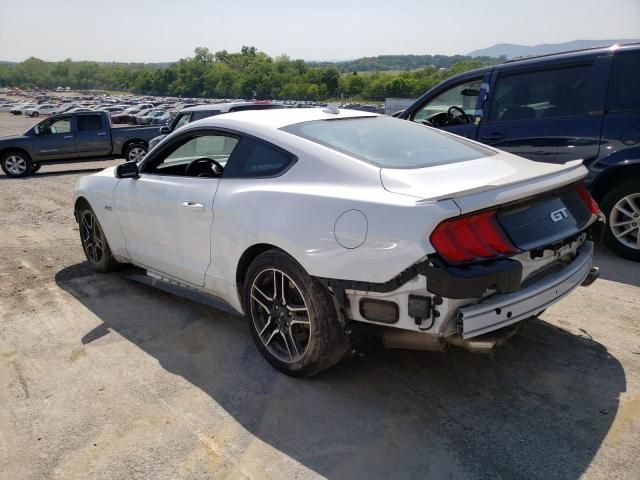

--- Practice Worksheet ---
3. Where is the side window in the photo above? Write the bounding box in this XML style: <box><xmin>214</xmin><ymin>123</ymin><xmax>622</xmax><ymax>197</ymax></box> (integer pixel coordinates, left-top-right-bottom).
<box><xmin>488</xmin><ymin>65</ymin><xmax>592</xmax><ymax>122</ymax></box>
<box><xmin>173</xmin><ymin>113</ymin><xmax>192</xmax><ymax>130</ymax></box>
<box><xmin>39</xmin><ymin>116</ymin><xmax>71</xmax><ymax>135</ymax></box>
<box><xmin>144</xmin><ymin>133</ymin><xmax>239</xmax><ymax>176</ymax></box>
<box><xmin>606</xmin><ymin>52</ymin><xmax>640</xmax><ymax>113</ymax></box>
<box><xmin>191</xmin><ymin>110</ymin><xmax>220</xmax><ymax>121</ymax></box>
<box><xmin>77</xmin><ymin>114</ymin><xmax>103</xmax><ymax>131</ymax></box>
<box><xmin>224</xmin><ymin>137</ymin><xmax>295</xmax><ymax>178</ymax></box>
<box><xmin>413</xmin><ymin>78</ymin><xmax>483</xmax><ymax>122</ymax></box>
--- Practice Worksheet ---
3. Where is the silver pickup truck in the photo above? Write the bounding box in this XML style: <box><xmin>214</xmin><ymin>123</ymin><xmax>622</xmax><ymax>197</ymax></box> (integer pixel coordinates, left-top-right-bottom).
<box><xmin>0</xmin><ymin>111</ymin><xmax>161</xmax><ymax>177</ymax></box>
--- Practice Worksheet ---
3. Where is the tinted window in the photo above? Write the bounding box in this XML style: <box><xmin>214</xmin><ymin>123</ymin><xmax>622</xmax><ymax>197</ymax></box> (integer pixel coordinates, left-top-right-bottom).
<box><xmin>489</xmin><ymin>65</ymin><xmax>592</xmax><ymax>122</ymax></box>
<box><xmin>228</xmin><ymin>104</ymin><xmax>284</xmax><ymax>113</ymax></box>
<box><xmin>191</xmin><ymin>110</ymin><xmax>220</xmax><ymax>121</ymax></box>
<box><xmin>77</xmin><ymin>114</ymin><xmax>103</xmax><ymax>131</ymax></box>
<box><xmin>606</xmin><ymin>52</ymin><xmax>640</xmax><ymax>113</ymax></box>
<box><xmin>283</xmin><ymin>116</ymin><xmax>494</xmax><ymax>169</ymax></box>
<box><xmin>224</xmin><ymin>138</ymin><xmax>294</xmax><ymax>178</ymax></box>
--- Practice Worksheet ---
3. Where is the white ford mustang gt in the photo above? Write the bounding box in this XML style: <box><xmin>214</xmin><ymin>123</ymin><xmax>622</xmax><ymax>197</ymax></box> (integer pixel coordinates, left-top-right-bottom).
<box><xmin>74</xmin><ymin>107</ymin><xmax>603</xmax><ymax>376</ymax></box>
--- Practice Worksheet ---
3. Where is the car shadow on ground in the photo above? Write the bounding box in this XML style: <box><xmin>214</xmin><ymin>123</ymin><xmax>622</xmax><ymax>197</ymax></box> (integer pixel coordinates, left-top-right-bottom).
<box><xmin>56</xmin><ymin>264</ymin><xmax>625</xmax><ymax>480</ymax></box>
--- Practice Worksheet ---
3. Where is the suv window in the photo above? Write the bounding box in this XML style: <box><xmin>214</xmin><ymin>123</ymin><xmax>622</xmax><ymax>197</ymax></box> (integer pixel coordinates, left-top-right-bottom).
<box><xmin>413</xmin><ymin>78</ymin><xmax>484</xmax><ymax>122</ymax></box>
<box><xmin>224</xmin><ymin>137</ymin><xmax>295</xmax><ymax>178</ymax></box>
<box><xmin>191</xmin><ymin>110</ymin><xmax>220</xmax><ymax>121</ymax></box>
<box><xmin>77</xmin><ymin>114</ymin><xmax>103</xmax><ymax>131</ymax></box>
<box><xmin>489</xmin><ymin>65</ymin><xmax>592</xmax><ymax>122</ymax></box>
<box><xmin>606</xmin><ymin>52</ymin><xmax>640</xmax><ymax>113</ymax></box>
<box><xmin>228</xmin><ymin>104</ymin><xmax>284</xmax><ymax>113</ymax></box>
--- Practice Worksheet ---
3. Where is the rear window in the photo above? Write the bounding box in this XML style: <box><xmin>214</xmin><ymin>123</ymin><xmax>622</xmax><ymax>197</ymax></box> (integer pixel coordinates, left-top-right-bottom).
<box><xmin>77</xmin><ymin>114</ymin><xmax>103</xmax><ymax>131</ymax></box>
<box><xmin>282</xmin><ymin>116</ymin><xmax>495</xmax><ymax>169</ymax></box>
<box><xmin>606</xmin><ymin>52</ymin><xmax>640</xmax><ymax>113</ymax></box>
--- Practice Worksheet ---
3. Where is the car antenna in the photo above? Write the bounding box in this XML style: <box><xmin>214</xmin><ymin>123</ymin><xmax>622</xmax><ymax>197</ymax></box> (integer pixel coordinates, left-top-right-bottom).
<box><xmin>322</xmin><ymin>103</ymin><xmax>340</xmax><ymax>114</ymax></box>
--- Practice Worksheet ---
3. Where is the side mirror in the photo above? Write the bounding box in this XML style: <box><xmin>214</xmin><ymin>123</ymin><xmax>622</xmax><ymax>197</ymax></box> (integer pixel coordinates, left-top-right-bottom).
<box><xmin>160</xmin><ymin>126</ymin><xmax>170</xmax><ymax>134</ymax></box>
<box><xmin>115</xmin><ymin>161</ymin><xmax>139</xmax><ymax>179</ymax></box>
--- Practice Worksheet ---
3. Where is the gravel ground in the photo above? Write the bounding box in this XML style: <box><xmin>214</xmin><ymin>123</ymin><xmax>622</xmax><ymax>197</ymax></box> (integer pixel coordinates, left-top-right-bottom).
<box><xmin>0</xmin><ymin>111</ymin><xmax>639</xmax><ymax>479</ymax></box>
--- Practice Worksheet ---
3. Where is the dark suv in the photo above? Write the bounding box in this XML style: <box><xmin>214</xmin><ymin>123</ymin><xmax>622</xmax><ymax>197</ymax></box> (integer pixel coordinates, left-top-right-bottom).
<box><xmin>399</xmin><ymin>43</ymin><xmax>640</xmax><ymax>260</ymax></box>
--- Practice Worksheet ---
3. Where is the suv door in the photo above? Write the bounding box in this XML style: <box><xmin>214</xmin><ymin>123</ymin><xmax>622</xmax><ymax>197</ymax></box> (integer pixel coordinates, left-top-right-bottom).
<box><xmin>478</xmin><ymin>61</ymin><xmax>604</xmax><ymax>163</ymax></box>
<box><xmin>75</xmin><ymin>113</ymin><xmax>111</xmax><ymax>157</ymax></box>
<box><xmin>32</xmin><ymin>115</ymin><xmax>77</xmax><ymax>160</ymax></box>
<box><xmin>405</xmin><ymin>74</ymin><xmax>490</xmax><ymax>139</ymax></box>
<box><xmin>114</xmin><ymin>130</ymin><xmax>240</xmax><ymax>286</ymax></box>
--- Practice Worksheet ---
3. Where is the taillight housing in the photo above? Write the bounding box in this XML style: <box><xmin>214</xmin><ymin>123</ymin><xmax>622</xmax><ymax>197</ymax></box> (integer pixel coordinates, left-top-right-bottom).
<box><xmin>576</xmin><ymin>181</ymin><xmax>601</xmax><ymax>215</ymax></box>
<box><xmin>430</xmin><ymin>209</ymin><xmax>518</xmax><ymax>263</ymax></box>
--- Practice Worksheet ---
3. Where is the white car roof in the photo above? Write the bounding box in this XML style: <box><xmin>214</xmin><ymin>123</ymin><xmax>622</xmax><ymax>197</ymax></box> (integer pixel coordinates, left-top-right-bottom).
<box><xmin>192</xmin><ymin>107</ymin><xmax>378</xmax><ymax>130</ymax></box>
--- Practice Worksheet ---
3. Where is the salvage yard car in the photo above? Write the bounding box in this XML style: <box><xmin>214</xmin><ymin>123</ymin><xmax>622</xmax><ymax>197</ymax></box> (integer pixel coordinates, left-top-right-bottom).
<box><xmin>0</xmin><ymin>111</ymin><xmax>162</xmax><ymax>177</ymax></box>
<box><xmin>73</xmin><ymin>108</ymin><xmax>603</xmax><ymax>376</ymax></box>
<box><xmin>398</xmin><ymin>43</ymin><xmax>640</xmax><ymax>260</ymax></box>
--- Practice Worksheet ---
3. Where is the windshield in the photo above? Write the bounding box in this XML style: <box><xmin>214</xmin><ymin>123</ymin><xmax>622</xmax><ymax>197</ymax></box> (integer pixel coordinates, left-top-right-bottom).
<box><xmin>282</xmin><ymin>116</ymin><xmax>495</xmax><ymax>169</ymax></box>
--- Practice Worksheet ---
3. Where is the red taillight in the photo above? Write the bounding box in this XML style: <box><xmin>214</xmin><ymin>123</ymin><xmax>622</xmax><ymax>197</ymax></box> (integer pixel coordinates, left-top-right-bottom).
<box><xmin>430</xmin><ymin>210</ymin><xmax>517</xmax><ymax>263</ymax></box>
<box><xmin>576</xmin><ymin>182</ymin><xmax>600</xmax><ymax>215</ymax></box>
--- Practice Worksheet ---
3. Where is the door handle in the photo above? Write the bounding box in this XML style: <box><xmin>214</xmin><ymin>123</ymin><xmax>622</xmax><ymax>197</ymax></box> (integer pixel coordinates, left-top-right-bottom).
<box><xmin>181</xmin><ymin>201</ymin><xmax>205</xmax><ymax>209</ymax></box>
<box><xmin>97</xmin><ymin>132</ymin><xmax>107</xmax><ymax>136</ymax></box>
<box><xmin>481</xmin><ymin>133</ymin><xmax>505</xmax><ymax>142</ymax></box>
<box><xmin>64</xmin><ymin>135</ymin><xmax>74</xmax><ymax>139</ymax></box>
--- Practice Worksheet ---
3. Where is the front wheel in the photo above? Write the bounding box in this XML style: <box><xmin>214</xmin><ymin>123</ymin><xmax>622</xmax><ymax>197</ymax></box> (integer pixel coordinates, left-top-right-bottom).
<box><xmin>1</xmin><ymin>151</ymin><xmax>33</xmax><ymax>178</ymax></box>
<box><xmin>31</xmin><ymin>111</ymin><xmax>39</xmax><ymax>118</ymax></box>
<box><xmin>77</xmin><ymin>203</ymin><xmax>120</xmax><ymax>272</ymax></box>
<box><xmin>123</xmin><ymin>143</ymin><xmax>147</xmax><ymax>162</ymax></box>
<box><xmin>243</xmin><ymin>250</ymin><xmax>349</xmax><ymax>377</ymax></box>
<box><xmin>600</xmin><ymin>179</ymin><xmax>640</xmax><ymax>261</ymax></box>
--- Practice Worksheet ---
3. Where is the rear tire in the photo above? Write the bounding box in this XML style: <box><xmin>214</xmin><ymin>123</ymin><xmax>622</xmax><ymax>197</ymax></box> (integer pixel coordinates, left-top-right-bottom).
<box><xmin>1</xmin><ymin>151</ymin><xmax>33</xmax><ymax>178</ymax></box>
<box><xmin>600</xmin><ymin>179</ymin><xmax>640</xmax><ymax>261</ymax></box>
<box><xmin>77</xmin><ymin>202</ymin><xmax>120</xmax><ymax>272</ymax></box>
<box><xmin>31</xmin><ymin>111</ymin><xmax>39</xmax><ymax>118</ymax></box>
<box><xmin>123</xmin><ymin>143</ymin><xmax>147</xmax><ymax>162</ymax></box>
<box><xmin>243</xmin><ymin>250</ymin><xmax>349</xmax><ymax>377</ymax></box>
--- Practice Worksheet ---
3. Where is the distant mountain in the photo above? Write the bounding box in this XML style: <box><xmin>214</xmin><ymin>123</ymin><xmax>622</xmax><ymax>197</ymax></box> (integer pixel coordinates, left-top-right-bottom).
<box><xmin>468</xmin><ymin>39</ymin><xmax>639</xmax><ymax>59</ymax></box>
<box><xmin>307</xmin><ymin>54</ymin><xmax>499</xmax><ymax>72</ymax></box>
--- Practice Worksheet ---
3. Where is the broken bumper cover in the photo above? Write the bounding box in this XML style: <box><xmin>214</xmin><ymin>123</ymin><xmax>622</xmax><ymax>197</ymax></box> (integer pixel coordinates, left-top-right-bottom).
<box><xmin>458</xmin><ymin>241</ymin><xmax>594</xmax><ymax>339</ymax></box>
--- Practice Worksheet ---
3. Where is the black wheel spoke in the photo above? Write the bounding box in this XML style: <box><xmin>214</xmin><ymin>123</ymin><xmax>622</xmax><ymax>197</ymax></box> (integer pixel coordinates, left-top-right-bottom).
<box><xmin>250</xmin><ymin>268</ymin><xmax>312</xmax><ymax>364</ymax></box>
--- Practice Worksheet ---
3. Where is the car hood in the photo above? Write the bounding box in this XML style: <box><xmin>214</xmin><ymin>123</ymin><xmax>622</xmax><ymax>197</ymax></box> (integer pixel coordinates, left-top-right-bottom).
<box><xmin>380</xmin><ymin>152</ymin><xmax>585</xmax><ymax>202</ymax></box>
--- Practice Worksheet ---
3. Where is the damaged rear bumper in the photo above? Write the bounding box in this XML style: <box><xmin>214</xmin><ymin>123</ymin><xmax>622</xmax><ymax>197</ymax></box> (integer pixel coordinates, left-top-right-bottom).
<box><xmin>458</xmin><ymin>241</ymin><xmax>594</xmax><ymax>339</ymax></box>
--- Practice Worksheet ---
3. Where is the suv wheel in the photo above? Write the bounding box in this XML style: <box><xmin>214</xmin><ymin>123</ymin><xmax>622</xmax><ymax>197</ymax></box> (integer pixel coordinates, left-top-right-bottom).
<box><xmin>1</xmin><ymin>151</ymin><xmax>33</xmax><ymax>178</ymax></box>
<box><xmin>243</xmin><ymin>250</ymin><xmax>349</xmax><ymax>377</ymax></box>
<box><xmin>600</xmin><ymin>179</ymin><xmax>640</xmax><ymax>261</ymax></box>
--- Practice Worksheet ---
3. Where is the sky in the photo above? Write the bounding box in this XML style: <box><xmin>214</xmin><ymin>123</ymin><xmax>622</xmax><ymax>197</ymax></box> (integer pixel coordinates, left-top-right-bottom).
<box><xmin>0</xmin><ymin>0</ymin><xmax>638</xmax><ymax>62</ymax></box>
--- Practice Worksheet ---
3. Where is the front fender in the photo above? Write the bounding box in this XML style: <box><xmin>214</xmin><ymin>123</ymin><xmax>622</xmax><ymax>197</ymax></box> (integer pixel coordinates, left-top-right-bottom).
<box><xmin>74</xmin><ymin>168</ymin><xmax>128</xmax><ymax>259</ymax></box>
